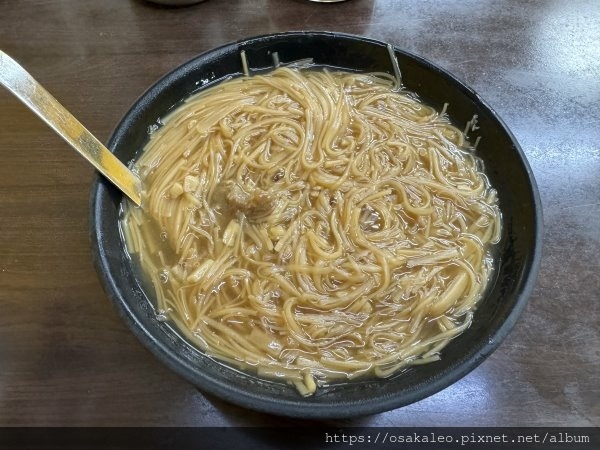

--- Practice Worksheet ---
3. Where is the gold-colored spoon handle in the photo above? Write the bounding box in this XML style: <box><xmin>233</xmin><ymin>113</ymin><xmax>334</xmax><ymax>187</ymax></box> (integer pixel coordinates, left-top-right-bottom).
<box><xmin>0</xmin><ymin>51</ymin><xmax>142</xmax><ymax>206</ymax></box>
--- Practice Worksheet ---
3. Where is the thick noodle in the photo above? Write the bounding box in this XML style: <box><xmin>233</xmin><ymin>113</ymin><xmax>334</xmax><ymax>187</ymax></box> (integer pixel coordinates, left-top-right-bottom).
<box><xmin>121</xmin><ymin>67</ymin><xmax>501</xmax><ymax>396</ymax></box>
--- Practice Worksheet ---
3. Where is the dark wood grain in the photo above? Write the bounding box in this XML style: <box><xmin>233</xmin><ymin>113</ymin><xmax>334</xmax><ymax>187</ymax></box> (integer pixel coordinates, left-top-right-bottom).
<box><xmin>0</xmin><ymin>0</ymin><xmax>598</xmax><ymax>427</ymax></box>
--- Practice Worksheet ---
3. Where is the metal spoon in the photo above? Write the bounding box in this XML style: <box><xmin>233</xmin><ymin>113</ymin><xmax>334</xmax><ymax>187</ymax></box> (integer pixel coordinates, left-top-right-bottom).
<box><xmin>0</xmin><ymin>51</ymin><xmax>143</xmax><ymax>206</ymax></box>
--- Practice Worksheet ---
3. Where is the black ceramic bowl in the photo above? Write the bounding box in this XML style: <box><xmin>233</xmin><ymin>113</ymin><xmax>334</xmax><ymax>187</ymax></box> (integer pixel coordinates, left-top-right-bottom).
<box><xmin>90</xmin><ymin>31</ymin><xmax>542</xmax><ymax>419</ymax></box>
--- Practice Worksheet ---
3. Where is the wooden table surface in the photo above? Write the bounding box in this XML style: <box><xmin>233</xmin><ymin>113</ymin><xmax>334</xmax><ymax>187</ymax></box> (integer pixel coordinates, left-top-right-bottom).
<box><xmin>0</xmin><ymin>0</ymin><xmax>598</xmax><ymax>427</ymax></box>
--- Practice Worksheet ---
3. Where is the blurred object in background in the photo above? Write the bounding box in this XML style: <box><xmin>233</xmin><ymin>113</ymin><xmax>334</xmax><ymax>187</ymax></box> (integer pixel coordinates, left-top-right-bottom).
<box><xmin>145</xmin><ymin>0</ymin><xmax>206</xmax><ymax>6</ymax></box>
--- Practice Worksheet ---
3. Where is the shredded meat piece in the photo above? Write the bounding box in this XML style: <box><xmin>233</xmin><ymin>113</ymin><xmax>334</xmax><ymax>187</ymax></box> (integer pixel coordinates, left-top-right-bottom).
<box><xmin>224</xmin><ymin>181</ymin><xmax>275</xmax><ymax>219</ymax></box>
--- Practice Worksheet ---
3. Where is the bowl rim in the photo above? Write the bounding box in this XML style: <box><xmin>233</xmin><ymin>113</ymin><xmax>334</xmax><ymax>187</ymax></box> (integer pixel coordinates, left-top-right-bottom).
<box><xmin>90</xmin><ymin>30</ymin><xmax>543</xmax><ymax>419</ymax></box>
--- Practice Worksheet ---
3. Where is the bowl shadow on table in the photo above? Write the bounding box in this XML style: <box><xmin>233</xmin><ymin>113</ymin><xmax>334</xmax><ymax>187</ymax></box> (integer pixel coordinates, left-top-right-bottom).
<box><xmin>191</xmin><ymin>392</ymin><xmax>369</xmax><ymax>448</ymax></box>
<box><xmin>202</xmin><ymin>389</ymin><xmax>376</xmax><ymax>426</ymax></box>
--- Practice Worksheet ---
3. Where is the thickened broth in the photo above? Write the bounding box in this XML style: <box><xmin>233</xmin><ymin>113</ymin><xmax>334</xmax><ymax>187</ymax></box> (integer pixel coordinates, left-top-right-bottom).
<box><xmin>120</xmin><ymin>67</ymin><xmax>501</xmax><ymax>396</ymax></box>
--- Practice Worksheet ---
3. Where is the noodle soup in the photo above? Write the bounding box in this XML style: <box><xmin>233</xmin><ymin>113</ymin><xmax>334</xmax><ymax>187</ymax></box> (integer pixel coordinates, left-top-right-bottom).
<box><xmin>120</xmin><ymin>67</ymin><xmax>501</xmax><ymax>396</ymax></box>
